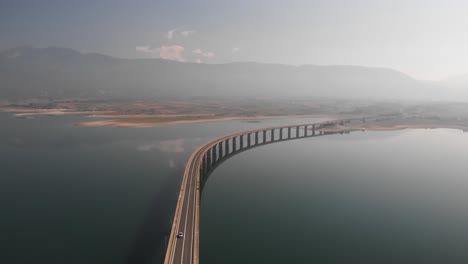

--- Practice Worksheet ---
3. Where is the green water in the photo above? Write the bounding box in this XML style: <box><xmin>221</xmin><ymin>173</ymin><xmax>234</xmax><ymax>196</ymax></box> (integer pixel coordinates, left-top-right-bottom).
<box><xmin>0</xmin><ymin>112</ymin><xmax>325</xmax><ymax>264</ymax></box>
<box><xmin>4</xmin><ymin>111</ymin><xmax>468</xmax><ymax>264</ymax></box>
<box><xmin>201</xmin><ymin>129</ymin><xmax>468</xmax><ymax>264</ymax></box>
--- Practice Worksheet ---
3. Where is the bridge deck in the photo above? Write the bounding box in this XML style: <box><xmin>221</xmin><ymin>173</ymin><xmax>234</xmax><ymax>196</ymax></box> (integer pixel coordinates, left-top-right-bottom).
<box><xmin>164</xmin><ymin>117</ymin><xmax>373</xmax><ymax>264</ymax></box>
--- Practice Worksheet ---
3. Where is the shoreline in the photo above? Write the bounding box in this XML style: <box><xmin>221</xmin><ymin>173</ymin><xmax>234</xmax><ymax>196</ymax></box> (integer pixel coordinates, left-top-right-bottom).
<box><xmin>3</xmin><ymin>106</ymin><xmax>468</xmax><ymax>132</ymax></box>
<box><xmin>0</xmin><ymin>107</ymin><xmax>114</xmax><ymax>116</ymax></box>
<box><xmin>76</xmin><ymin>114</ymin><xmax>338</xmax><ymax>128</ymax></box>
<box><xmin>318</xmin><ymin>124</ymin><xmax>468</xmax><ymax>133</ymax></box>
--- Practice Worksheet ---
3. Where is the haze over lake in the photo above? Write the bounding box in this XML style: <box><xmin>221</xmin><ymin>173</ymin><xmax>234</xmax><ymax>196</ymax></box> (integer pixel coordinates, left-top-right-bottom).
<box><xmin>3</xmin><ymin>113</ymin><xmax>468</xmax><ymax>263</ymax></box>
<box><xmin>0</xmin><ymin>113</ymin><xmax>325</xmax><ymax>263</ymax></box>
<box><xmin>3</xmin><ymin>1</ymin><xmax>468</xmax><ymax>264</ymax></box>
<box><xmin>201</xmin><ymin>129</ymin><xmax>468</xmax><ymax>264</ymax></box>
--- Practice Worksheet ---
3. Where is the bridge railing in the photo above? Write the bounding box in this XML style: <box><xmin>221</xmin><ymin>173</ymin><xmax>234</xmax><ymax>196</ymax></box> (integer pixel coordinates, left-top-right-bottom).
<box><xmin>165</xmin><ymin>116</ymin><xmax>378</xmax><ymax>264</ymax></box>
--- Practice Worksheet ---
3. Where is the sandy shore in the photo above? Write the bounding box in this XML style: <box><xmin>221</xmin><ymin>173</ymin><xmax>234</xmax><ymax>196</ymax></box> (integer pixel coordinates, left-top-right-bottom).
<box><xmin>5</xmin><ymin>106</ymin><xmax>467</xmax><ymax>132</ymax></box>
<box><xmin>87</xmin><ymin>113</ymin><xmax>216</xmax><ymax>118</ymax></box>
<box><xmin>0</xmin><ymin>107</ymin><xmax>113</xmax><ymax>116</ymax></box>
<box><xmin>318</xmin><ymin>124</ymin><xmax>468</xmax><ymax>133</ymax></box>
<box><xmin>77</xmin><ymin>114</ymin><xmax>337</xmax><ymax>128</ymax></box>
<box><xmin>363</xmin><ymin>124</ymin><xmax>468</xmax><ymax>131</ymax></box>
<box><xmin>14</xmin><ymin>111</ymin><xmax>113</xmax><ymax>116</ymax></box>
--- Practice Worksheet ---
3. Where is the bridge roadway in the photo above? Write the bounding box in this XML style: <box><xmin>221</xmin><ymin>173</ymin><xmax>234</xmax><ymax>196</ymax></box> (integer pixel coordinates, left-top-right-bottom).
<box><xmin>164</xmin><ymin>117</ymin><xmax>373</xmax><ymax>264</ymax></box>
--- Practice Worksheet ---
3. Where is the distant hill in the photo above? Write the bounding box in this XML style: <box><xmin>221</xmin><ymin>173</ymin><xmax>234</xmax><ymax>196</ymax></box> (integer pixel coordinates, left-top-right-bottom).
<box><xmin>0</xmin><ymin>46</ymin><xmax>462</xmax><ymax>101</ymax></box>
<box><xmin>443</xmin><ymin>74</ymin><xmax>468</xmax><ymax>87</ymax></box>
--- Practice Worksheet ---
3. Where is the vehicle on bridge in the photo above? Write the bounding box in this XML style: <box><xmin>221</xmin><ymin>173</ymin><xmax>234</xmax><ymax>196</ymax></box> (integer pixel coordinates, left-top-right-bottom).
<box><xmin>165</xmin><ymin>118</ymin><xmax>372</xmax><ymax>264</ymax></box>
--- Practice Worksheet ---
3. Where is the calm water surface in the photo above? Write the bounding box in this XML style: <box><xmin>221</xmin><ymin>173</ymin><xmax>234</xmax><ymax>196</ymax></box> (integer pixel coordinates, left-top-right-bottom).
<box><xmin>0</xmin><ymin>113</ymin><xmax>325</xmax><ymax>264</ymax></box>
<box><xmin>201</xmin><ymin>129</ymin><xmax>468</xmax><ymax>264</ymax></box>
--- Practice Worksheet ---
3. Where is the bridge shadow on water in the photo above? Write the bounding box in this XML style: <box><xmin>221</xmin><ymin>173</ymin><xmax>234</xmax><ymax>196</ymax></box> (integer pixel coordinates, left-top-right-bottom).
<box><xmin>123</xmin><ymin>166</ymin><xmax>184</xmax><ymax>264</ymax></box>
<box><xmin>200</xmin><ymin>129</ymin><xmax>350</xmax><ymax>196</ymax></box>
<box><xmin>124</xmin><ymin>120</ymin><xmax>358</xmax><ymax>264</ymax></box>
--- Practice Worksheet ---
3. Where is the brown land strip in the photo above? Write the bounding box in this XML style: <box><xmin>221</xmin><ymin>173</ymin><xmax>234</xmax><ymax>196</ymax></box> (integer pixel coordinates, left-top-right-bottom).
<box><xmin>77</xmin><ymin>114</ymin><xmax>337</xmax><ymax>128</ymax></box>
<box><xmin>317</xmin><ymin>117</ymin><xmax>468</xmax><ymax>133</ymax></box>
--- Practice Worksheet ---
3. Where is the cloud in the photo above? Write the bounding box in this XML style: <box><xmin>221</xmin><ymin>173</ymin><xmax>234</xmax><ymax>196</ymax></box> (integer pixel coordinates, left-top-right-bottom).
<box><xmin>232</xmin><ymin>47</ymin><xmax>240</xmax><ymax>53</ymax></box>
<box><xmin>137</xmin><ymin>139</ymin><xmax>185</xmax><ymax>153</ymax></box>
<box><xmin>181</xmin><ymin>30</ymin><xmax>196</xmax><ymax>37</ymax></box>
<box><xmin>192</xmin><ymin>48</ymin><xmax>215</xmax><ymax>58</ymax></box>
<box><xmin>136</xmin><ymin>45</ymin><xmax>185</xmax><ymax>62</ymax></box>
<box><xmin>160</xmin><ymin>45</ymin><xmax>185</xmax><ymax>62</ymax></box>
<box><xmin>168</xmin><ymin>159</ymin><xmax>176</xmax><ymax>168</ymax></box>
<box><xmin>136</xmin><ymin>46</ymin><xmax>160</xmax><ymax>56</ymax></box>
<box><xmin>167</xmin><ymin>27</ymin><xmax>182</xmax><ymax>40</ymax></box>
<box><xmin>203</xmin><ymin>51</ymin><xmax>214</xmax><ymax>58</ymax></box>
<box><xmin>167</xmin><ymin>27</ymin><xmax>195</xmax><ymax>39</ymax></box>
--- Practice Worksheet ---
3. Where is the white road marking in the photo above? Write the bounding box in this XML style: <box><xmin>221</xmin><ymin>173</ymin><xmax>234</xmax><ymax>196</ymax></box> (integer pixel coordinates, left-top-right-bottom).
<box><xmin>180</xmin><ymin>164</ymin><xmax>194</xmax><ymax>264</ymax></box>
<box><xmin>166</xmin><ymin>119</ymin><xmax>365</xmax><ymax>264</ymax></box>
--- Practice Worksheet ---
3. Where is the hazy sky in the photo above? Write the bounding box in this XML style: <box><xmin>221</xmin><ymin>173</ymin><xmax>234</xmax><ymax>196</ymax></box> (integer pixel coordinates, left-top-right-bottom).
<box><xmin>1</xmin><ymin>0</ymin><xmax>467</xmax><ymax>80</ymax></box>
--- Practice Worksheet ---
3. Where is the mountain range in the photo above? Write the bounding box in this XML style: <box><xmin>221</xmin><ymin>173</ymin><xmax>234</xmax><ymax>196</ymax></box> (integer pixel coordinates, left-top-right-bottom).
<box><xmin>0</xmin><ymin>47</ymin><xmax>465</xmax><ymax>102</ymax></box>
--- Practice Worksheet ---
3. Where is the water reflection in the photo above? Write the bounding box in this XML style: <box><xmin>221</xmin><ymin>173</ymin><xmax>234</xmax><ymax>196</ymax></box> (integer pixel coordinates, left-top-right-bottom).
<box><xmin>201</xmin><ymin>128</ymin><xmax>468</xmax><ymax>264</ymax></box>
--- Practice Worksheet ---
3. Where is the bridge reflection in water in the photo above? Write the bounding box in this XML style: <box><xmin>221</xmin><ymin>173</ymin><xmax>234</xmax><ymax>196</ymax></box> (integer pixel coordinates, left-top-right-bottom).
<box><xmin>165</xmin><ymin>119</ymin><xmax>360</xmax><ymax>264</ymax></box>
<box><xmin>201</xmin><ymin>124</ymin><xmax>330</xmax><ymax>193</ymax></box>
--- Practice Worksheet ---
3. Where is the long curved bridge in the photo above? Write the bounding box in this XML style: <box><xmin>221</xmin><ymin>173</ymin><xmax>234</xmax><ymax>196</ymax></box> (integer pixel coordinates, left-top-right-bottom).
<box><xmin>164</xmin><ymin>118</ymin><xmax>368</xmax><ymax>264</ymax></box>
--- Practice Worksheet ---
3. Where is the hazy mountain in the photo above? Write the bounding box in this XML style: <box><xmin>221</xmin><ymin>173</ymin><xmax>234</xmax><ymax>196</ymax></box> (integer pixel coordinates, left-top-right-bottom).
<box><xmin>443</xmin><ymin>74</ymin><xmax>468</xmax><ymax>87</ymax></box>
<box><xmin>0</xmin><ymin>47</ymin><xmax>462</xmax><ymax>101</ymax></box>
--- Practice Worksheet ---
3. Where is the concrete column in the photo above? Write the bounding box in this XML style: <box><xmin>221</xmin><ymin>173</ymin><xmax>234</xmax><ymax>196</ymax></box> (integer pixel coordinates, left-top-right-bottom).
<box><xmin>271</xmin><ymin>129</ymin><xmax>275</xmax><ymax>142</ymax></box>
<box><xmin>206</xmin><ymin>150</ymin><xmax>211</xmax><ymax>171</ymax></box>
<box><xmin>304</xmin><ymin>125</ymin><xmax>308</xmax><ymax>137</ymax></box>
<box><xmin>247</xmin><ymin>133</ymin><xmax>251</xmax><ymax>147</ymax></box>
<box><xmin>212</xmin><ymin>145</ymin><xmax>217</xmax><ymax>163</ymax></box>
<box><xmin>263</xmin><ymin>130</ymin><xmax>267</xmax><ymax>144</ymax></box>
<box><xmin>218</xmin><ymin>142</ymin><xmax>223</xmax><ymax>159</ymax></box>
<box><xmin>225</xmin><ymin>139</ymin><xmax>229</xmax><ymax>155</ymax></box>
<box><xmin>279</xmin><ymin>128</ymin><xmax>283</xmax><ymax>140</ymax></box>
<box><xmin>255</xmin><ymin>132</ymin><xmax>259</xmax><ymax>145</ymax></box>
<box><xmin>202</xmin><ymin>154</ymin><xmax>206</xmax><ymax>172</ymax></box>
<box><xmin>312</xmin><ymin>124</ymin><xmax>316</xmax><ymax>136</ymax></box>
<box><xmin>240</xmin><ymin>135</ymin><xmax>244</xmax><ymax>149</ymax></box>
<box><xmin>209</xmin><ymin>151</ymin><xmax>212</xmax><ymax>166</ymax></box>
<box><xmin>233</xmin><ymin>137</ymin><xmax>237</xmax><ymax>152</ymax></box>
<box><xmin>296</xmin><ymin>126</ymin><xmax>300</xmax><ymax>138</ymax></box>
<box><xmin>288</xmin><ymin>127</ymin><xmax>291</xmax><ymax>139</ymax></box>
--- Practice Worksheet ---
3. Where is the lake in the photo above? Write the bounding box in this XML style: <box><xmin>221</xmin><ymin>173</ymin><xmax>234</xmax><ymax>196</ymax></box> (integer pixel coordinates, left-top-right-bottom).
<box><xmin>0</xmin><ymin>113</ymin><xmax>325</xmax><ymax>264</ymax></box>
<box><xmin>201</xmin><ymin>128</ymin><xmax>468</xmax><ymax>264</ymax></box>
<box><xmin>3</xmin><ymin>112</ymin><xmax>468</xmax><ymax>263</ymax></box>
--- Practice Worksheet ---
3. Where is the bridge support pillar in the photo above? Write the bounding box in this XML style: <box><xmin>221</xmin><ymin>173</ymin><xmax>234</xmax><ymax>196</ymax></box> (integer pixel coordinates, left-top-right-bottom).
<box><xmin>255</xmin><ymin>132</ymin><xmax>259</xmax><ymax>145</ymax></box>
<box><xmin>263</xmin><ymin>130</ymin><xmax>267</xmax><ymax>144</ymax></box>
<box><xmin>288</xmin><ymin>127</ymin><xmax>291</xmax><ymax>139</ymax></box>
<box><xmin>304</xmin><ymin>125</ymin><xmax>308</xmax><ymax>137</ymax></box>
<box><xmin>296</xmin><ymin>126</ymin><xmax>300</xmax><ymax>138</ymax></box>
<box><xmin>279</xmin><ymin>128</ymin><xmax>283</xmax><ymax>140</ymax></box>
<box><xmin>233</xmin><ymin>137</ymin><xmax>237</xmax><ymax>152</ymax></box>
<box><xmin>218</xmin><ymin>142</ymin><xmax>223</xmax><ymax>160</ymax></box>
<box><xmin>247</xmin><ymin>133</ymin><xmax>251</xmax><ymax>147</ymax></box>
<box><xmin>224</xmin><ymin>138</ymin><xmax>229</xmax><ymax>156</ymax></box>
<box><xmin>212</xmin><ymin>145</ymin><xmax>217</xmax><ymax>163</ymax></box>
<box><xmin>312</xmin><ymin>124</ymin><xmax>316</xmax><ymax>136</ymax></box>
<box><xmin>271</xmin><ymin>129</ymin><xmax>275</xmax><ymax>142</ymax></box>
<box><xmin>206</xmin><ymin>151</ymin><xmax>211</xmax><ymax>173</ymax></box>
